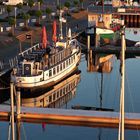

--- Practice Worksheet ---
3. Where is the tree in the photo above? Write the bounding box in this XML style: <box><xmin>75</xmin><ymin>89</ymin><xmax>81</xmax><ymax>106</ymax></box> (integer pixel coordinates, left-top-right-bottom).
<box><xmin>79</xmin><ymin>0</ymin><xmax>84</xmax><ymax>9</ymax></box>
<box><xmin>64</xmin><ymin>1</ymin><xmax>71</xmax><ymax>15</ymax></box>
<box><xmin>45</xmin><ymin>7</ymin><xmax>52</xmax><ymax>20</ymax></box>
<box><xmin>37</xmin><ymin>0</ymin><xmax>43</xmax><ymax>10</ymax></box>
<box><xmin>28</xmin><ymin>0</ymin><xmax>34</xmax><ymax>9</ymax></box>
<box><xmin>8</xmin><ymin>17</ymin><xmax>15</xmax><ymax>36</ymax></box>
<box><xmin>64</xmin><ymin>1</ymin><xmax>71</xmax><ymax>9</ymax></box>
<box><xmin>16</xmin><ymin>3</ymin><xmax>23</xmax><ymax>15</ymax></box>
<box><xmin>36</xmin><ymin>10</ymin><xmax>42</xmax><ymax>24</ymax></box>
<box><xmin>23</xmin><ymin>13</ymin><xmax>30</xmax><ymax>28</ymax></box>
<box><xmin>6</xmin><ymin>5</ymin><xmax>13</xmax><ymax>16</ymax></box>
<box><xmin>73</xmin><ymin>0</ymin><xmax>79</xmax><ymax>7</ymax></box>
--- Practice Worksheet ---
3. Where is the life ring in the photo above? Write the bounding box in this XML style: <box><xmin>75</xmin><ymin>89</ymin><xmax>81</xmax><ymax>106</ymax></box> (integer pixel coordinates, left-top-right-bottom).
<box><xmin>25</xmin><ymin>66</ymin><xmax>29</xmax><ymax>70</ymax></box>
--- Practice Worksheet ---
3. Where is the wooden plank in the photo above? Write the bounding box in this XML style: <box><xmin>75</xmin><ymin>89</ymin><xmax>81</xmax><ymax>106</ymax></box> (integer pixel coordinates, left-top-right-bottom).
<box><xmin>0</xmin><ymin>105</ymin><xmax>140</xmax><ymax>129</ymax></box>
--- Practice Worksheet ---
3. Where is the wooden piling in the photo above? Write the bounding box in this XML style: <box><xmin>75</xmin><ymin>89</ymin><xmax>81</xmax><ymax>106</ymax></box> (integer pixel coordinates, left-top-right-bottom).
<box><xmin>16</xmin><ymin>90</ymin><xmax>21</xmax><ymax>119</ymax></box>
<box><xmin>10</xmin><ymin>82</ymin><xmax>15</xmax><ymax>140</ymax></box>
<box><xmin>87</xmin><ymin>35</ymin><xmax>90</xmax><ymax>52</ymax></box>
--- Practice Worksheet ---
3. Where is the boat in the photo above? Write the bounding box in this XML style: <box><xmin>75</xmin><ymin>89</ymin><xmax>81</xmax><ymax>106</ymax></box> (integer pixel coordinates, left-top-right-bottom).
<box><xmin>77</xmin><ymin>1</ymin><xmax>121</xmax><ymax>46</ymax></box>
<box><xmin>21</xmin><ymin>70</ymin><xmax>81</xmax><ymax>107</ymax></box>
<box><xmin>11</xmin><ymin>17</ymin><xmax>81</xmax><ymax>90</ymax></box>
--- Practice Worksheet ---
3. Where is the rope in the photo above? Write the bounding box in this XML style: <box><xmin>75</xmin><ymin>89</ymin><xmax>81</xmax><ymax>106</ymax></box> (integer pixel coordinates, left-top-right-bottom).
<box><xmin>21</xmin><ymin>122</ymin><xmax>27</xmax><ymax>140</ymax></box>
<box><xmin>8</xmin><ymin>116</ymin><xmax>11</xmax><ymax>140</ymax></box>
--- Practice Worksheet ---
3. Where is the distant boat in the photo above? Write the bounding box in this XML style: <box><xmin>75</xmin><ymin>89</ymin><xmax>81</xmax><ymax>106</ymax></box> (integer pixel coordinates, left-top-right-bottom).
<box><xmin>125</xmin><ymin>28</ymin><xmax>140</xmax><ymax>42</ymax></box>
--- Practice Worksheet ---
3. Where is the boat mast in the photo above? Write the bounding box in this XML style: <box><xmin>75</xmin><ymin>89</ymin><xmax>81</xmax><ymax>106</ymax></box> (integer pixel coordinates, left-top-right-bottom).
<box><xmin>102</xmin><ymin>0</ymin><xmax>104</xmax><ymax>14</ymax></box>
<box><xmin>118</xmin><ymin>20</ymin><xmax>126</xmax><ymax>140</ymax></box>
<box><xmin>59</xmin><ymin>10</ymin><xmax>63</xmax><ymax>40</ymax></box>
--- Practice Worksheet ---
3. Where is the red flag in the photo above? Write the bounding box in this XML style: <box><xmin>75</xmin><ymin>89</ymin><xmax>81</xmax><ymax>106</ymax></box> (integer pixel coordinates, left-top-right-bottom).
<box><xmin>52</xmin><ymin>20</ymin><xmax>57</xmax><ymax>43</ymax></box>
<box><xmin>42</xmin><ymin>26</ymin><xmax>47</xmax><ymax>49</ymax></box>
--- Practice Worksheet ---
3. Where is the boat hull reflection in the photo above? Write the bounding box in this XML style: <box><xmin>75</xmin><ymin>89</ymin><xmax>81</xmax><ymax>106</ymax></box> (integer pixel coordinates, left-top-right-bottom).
<box><xmin>21</xmin><ymin>70</ymin><xmax>81</xmax><ymax>107</ymax></box>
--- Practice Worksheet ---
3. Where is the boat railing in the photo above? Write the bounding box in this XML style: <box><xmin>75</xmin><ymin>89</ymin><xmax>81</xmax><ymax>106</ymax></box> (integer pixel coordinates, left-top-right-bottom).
<box><xmin>45</xmin><ymin>48</ymin><xmax>72</xmax><ymax>67</ymax></box>
<box><xmin>19</xmin><ymin>43</ymin><xmax>40</xmax><ymax>57</ymax></box>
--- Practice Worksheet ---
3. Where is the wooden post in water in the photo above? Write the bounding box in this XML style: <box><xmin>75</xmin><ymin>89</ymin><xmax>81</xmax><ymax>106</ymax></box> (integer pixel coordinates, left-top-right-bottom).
<box><xmin>87</xmin><ymin>35</ymin><xmax>90</xmax><ymax>52</ymax></box>
<box><xmin>118</xmin><ymin>19</ymin><xmax>125</xmax><ymax>140</ymax></box>
<box><xmin>16</xmin><ymin>89</ymin><xmax>21</xmax><ymax>119</ymax></box>
<box><xmin>10</xmin><ymin>82</ymin><xmax>15</xmax><ymax>140</ymax></box>
<box><xmin>16</xmin><ymin>89</ymin><xmax>21</xmax><ymax>140</ymax></box>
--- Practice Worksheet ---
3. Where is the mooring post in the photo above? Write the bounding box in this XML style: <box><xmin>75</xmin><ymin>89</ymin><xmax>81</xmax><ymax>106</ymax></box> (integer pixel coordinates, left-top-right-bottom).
<box><xmin>16</xmin><ymin>89</ymin><xmax>21</xmax><ymax>119</ymax></box>
<box><xmin>10</xmin><ymin>82</ymin><xmax>15</xmax><ymax>140</ymax></box>
<box><xmin>87</xmin><ymin>35</ymin><xmax>90</xmax><ymax>52</ymax></box>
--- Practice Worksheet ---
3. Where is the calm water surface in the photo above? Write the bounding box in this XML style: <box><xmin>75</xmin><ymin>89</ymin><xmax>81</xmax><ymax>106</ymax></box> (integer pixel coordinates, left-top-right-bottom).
<box><xmin>1</xmin><ymin>55</ymin><xmax>140</xmax><ymax>140</ymax></box>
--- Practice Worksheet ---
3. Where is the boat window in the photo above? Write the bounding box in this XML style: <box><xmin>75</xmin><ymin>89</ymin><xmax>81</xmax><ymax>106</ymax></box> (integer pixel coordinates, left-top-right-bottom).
<box><xmin>49</xmin><ymin>69</ymin><xmax>52</xmax><ymax>77</ymax></box>
<box><xmin>69</xmin><ymin>84</ymin><xmax>71</xmax><ymax>90</ymax></box>
<box><xmin>49</xmin><ymin>96</ymin><xmax>52</xmax><ymax>102</ymax></box>
<box><xmin>60</xmin><ymin>63</ymin><xmax>62</xmax><ymax>71</ymax></box>
<box><xmin>53</xmin><ymin>93</ymin><xmax>56</xmax><ymax>101</ymax></box>
<box><xmin>60</xmin><ymin>89</ymin><xmax>62</xmax><ymax>96</ymax></box>
<box><xmin>57</xmin><ymin>65</ymin><xmax>59</xmax><ymax>73</ymax></box>
<box><xmin>53</xmin><ymin>67</ymin><xmax>56</xmax><ymax>75</ymax></box>
<box><xmin>57</xmin><ymin>91</ymin><xmax>59</xmax><ymax>98</ymax></box>
<box><xmin>69</xmin><ymin>58</ymin><xmax>71</xmax><ymax>64</ymax></box>
<box><xmin>63</xmin><ymin>62</ymin><xmax>65</xmax><ymax>69</ymax></box>
<box><xmin>71</xmin><ymin>56</ymin><xmax>73</xmax><ymax>63</ymax></box>
<box><xmin>66</xmin><ymin>60</ymin><xmax>68</xmax><ymax>66</ymax></box>
<box><xmin>73</xmin><ymin>55</ymin><xmax>75</xmax><ymax>60</ymax></box>
<box><xmin>63</xmin><ymin>87</ymin><xmax>65</xmax><ymax>94</ymax></box>
<box><xmin>66</xmin><ymin>85</ymin><xmax>68</xmax><ymax>92</ymax></box>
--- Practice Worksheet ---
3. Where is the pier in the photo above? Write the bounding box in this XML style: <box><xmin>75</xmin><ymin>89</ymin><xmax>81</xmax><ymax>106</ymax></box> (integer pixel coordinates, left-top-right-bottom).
<box><xmin>91</xmin><ymin>46</ymin><xmax>140</xmax><ymax>55</ymax></box>
<box><xmin>0</xmin><ymin>105</ymin><xmax>140</xmax><ymax>129</ymax></box>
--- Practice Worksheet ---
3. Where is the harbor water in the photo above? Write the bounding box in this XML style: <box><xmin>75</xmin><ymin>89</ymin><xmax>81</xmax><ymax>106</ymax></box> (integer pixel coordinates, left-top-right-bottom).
<box><xmin>1</xmin><ymin>53</ymin><xmax>140</xmax><ymax>140</ymax></box>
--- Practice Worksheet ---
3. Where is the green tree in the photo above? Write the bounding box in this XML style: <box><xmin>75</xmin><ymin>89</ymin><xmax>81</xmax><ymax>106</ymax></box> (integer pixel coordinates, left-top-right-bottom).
<box><xmin>28</xmin><ymin>0</ymin><xmax>34</xmax><ymax>9</ymax></box>
<box><xmin>73</xmin><ymin>0</ymin><xmax>79</xmax><ymax>7</ymax></box>
<box><xmin>45</xmin><ymin>7</ymin><xmax>52</xmax><ymax>20</ymax></box>
<box><xmin>36</xmin><ymin>10</ymin><xmax>42</xmax><ymax>24</ymax></box>
<box><xmin>8</xmin><ymin>17</ymin><xmax>15</xmax><ymax>36</ymax></box>
<box><xmin>16</xmin><ymin>3</ymin><xmax>23</xmax><ymax>16</ymax></box>
<box><xmin>64</xmin><ymin>1</ymin><xmax>71</xmax><ymax>14</ymax></box>
<box><xmin>23</xmin><ymin>13</ymin><xmax>30</xmax><ymax>28</ymax></box>
<box><xmin>79</xmin><ymin>0</ymin><xmax>84</xmax><ymax>9</ymax></box>
<box><xmin>6</xmin><ymin>5</ymin><xmax>13</xmax><ymax>16</ymax></box>
<box><xmin>64</xmin><ymin>1</ymin><xmax>71</xmax><ymax>9</ymax></box>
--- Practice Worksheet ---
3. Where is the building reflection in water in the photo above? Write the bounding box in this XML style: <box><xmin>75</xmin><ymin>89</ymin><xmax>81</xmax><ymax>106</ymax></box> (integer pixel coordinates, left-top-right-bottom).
<box><xmin>21</xmin><ymin>70</ymin><xmax>81</xmax><ymax>108</ymax></box>
<box><xmin>86</xmin><ymin>50</ymin><xmax>114</xmax><ymax>140</ymax></box>
<box><xmin>86</xmin><ymin>49</ymin><xmax>114</xmax><ymax>73</ymax></box>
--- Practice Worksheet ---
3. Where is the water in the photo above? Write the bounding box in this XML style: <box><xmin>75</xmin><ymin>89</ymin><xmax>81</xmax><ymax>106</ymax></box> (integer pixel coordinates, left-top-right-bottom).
<box><xmin>1</xmin><ymin>54</ymin><xmax>140</xmax><ymax>140</ymax></box>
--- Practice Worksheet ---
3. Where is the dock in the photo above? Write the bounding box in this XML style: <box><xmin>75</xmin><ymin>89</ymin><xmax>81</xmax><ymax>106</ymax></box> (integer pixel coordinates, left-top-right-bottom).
<box><xmin>0</xmin><ymin>105</ymin><xmax>140</xmax><ymax>129</ymax></box>
<box><xmin>91</xmin><ymin>46</ymin><xmax>140</xmax><ymax>55</ymax></box>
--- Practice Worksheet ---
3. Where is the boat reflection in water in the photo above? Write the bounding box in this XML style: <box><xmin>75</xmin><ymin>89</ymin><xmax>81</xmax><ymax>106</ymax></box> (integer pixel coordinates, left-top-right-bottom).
<box><xmin>86</xmin><ymin>49</ymin><xmax>114</xmax><ymax>73</ymax></box>
<box><xmin>21</xmin><ymin>70</ymin><xmax>81</xmax><ymax>108</ymax></box>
